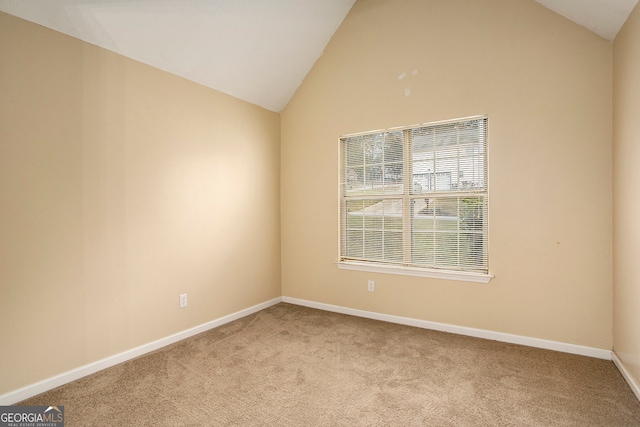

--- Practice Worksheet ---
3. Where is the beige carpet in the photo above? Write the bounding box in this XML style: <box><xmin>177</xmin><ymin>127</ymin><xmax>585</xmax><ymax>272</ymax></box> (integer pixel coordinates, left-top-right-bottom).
<box><xmin>20</xmin><ymin>303</ymin><xmax>640</xmax><ymax>426</ymax></box>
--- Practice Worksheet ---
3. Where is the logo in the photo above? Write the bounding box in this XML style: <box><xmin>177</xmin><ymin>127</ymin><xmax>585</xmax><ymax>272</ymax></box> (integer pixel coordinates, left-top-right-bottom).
<box><xmin>0</xmin><ymin>406</ymin><xmax>64</xmax><ymax>427</ymax></box>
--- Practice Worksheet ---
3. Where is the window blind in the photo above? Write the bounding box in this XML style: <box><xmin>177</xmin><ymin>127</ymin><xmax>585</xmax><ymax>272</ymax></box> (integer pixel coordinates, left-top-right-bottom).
<box><xmin>340</xmin><ymin>116</ymin><xmax>488</xmax><ymax>274</ymax></box>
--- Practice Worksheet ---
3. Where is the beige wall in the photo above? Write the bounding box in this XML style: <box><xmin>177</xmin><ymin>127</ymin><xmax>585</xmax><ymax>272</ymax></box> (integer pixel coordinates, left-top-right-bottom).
<box><xmin>613</xmin><ymin>2</ymin><xmax>640</xmax><ymax>391</ymax></box>
<box><xmin>282</xmin><ymin>0</ymin><xmax>613</xmax><ymax>348</ymax></box>
<box><xmin>1</xmin><ymin>0</ymin><xmax>625</xmax><ymax>399</ymax></box>
<box><xmin>0</xmin><ymin>12</ymin><xmax>281</xmax><ymax>395</ymax></box>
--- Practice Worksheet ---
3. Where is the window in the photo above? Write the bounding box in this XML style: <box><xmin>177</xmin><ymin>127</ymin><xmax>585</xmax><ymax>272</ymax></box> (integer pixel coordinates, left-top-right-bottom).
<box><xmin>338</xmin><ymin>116</ymin><xmax>490</xmax><ymax>282</ymax></box>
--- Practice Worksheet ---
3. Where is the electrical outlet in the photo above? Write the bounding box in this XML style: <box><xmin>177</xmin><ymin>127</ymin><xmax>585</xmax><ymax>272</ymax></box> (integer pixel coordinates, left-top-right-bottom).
<box><xmin>179</xmin><ymin>293</ymin><xmax>188</xmax><ymax>308</ymax></box>
<box><xmin>368</xmin><ymin>280</ymin><xmax>375</xmax><ymax>292</ymax></box>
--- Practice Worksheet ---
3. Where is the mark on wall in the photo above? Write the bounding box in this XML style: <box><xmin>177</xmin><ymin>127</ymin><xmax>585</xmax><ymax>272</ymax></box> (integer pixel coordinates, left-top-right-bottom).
<box><xmin>397</xmin><ymin>69</ymin><xmax>419</xmax><ymax>97</ymax></box>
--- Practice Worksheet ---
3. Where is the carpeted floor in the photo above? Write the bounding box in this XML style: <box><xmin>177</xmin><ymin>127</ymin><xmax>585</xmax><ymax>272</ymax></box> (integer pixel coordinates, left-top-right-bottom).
<box><xmin>20</xmin><ymin>303</ymin><xmax>640</xmax><ymax>426</ymax></box>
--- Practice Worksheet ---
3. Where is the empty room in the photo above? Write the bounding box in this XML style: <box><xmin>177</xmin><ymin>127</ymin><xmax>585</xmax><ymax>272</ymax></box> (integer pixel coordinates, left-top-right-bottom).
<box><xmin>1</xmin><ymin>0</ymin><xmax>639</xmax><ymax>425</ymax></box>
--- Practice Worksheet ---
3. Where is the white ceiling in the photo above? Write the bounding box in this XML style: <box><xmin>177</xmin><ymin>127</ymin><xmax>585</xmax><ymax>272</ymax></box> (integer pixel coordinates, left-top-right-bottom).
<box><xmin>0</xmin><ymin>0</ymin><xmax>637</xmax><ymax>112</ymax></box>
<box><xmin>534</xmin><ymin>0</ymin><xmax>638</xmax><ymax>41</ymax></box>
<box><xmin>0</xmin><ymin>0</ymin><xmax>356</xmax><ymax>112</ymax></box>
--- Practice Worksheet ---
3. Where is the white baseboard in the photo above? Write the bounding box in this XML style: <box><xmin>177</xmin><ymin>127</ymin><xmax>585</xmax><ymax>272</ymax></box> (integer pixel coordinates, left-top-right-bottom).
<box><xmin>612</xmin><ymin>352</ymin><xmax>640</xmax><ymax>402</ymax></box>
<box><xmin>5</xmin><ymin>296</ymin><xmax>629</xmax><ymax>406</ymax></box>
<box><xmin>0</xmin><ymin>297</ymin><xmax>282</xmax><ymax>405</ymax></box>
<box><xmin>282</xmin><ymin>296</ymin><xmax>613</xmax><ymax>360</ymax></box>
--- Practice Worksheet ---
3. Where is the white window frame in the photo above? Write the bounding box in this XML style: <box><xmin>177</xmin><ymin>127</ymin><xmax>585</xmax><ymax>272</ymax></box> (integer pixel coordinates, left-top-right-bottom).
<box><xmin>337</xmin><ymin>115</ymin><xmax>493</xmax><ymax>283</ymax></box>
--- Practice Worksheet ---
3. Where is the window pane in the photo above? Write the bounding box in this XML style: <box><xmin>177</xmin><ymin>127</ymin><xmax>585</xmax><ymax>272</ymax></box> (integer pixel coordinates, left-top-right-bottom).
<box><xmin>384</xmin><ymin>131</ymin><xmax>403</xmax><ymax>162</ymax></box>
<box><xmin>412</xmin><ymin>161</ymin><xmax>434</xmax><ymax>193</ymax></box>
<box><xmin>364</xmin><ymin>230</ymin><xmax>383</xmax><ymax>260</ymax></box>
<box><xmin>435</xmin><ymin>159</ymin><xmax>455</xmax><ymax>191</ymax></box>
<box><xmin>460</xmin><ymin>197</ymin><xmax>484</xmax><ymax>231</ymax></box>
<box><xmin>346</xmin><ymin>230</ymin><xmax>364</xmax><ymax>258</ymax></box>
<box><xmin>435</xmin><ymin>232</ymin><xmax>459</xmax><ymax>268</ymax></box>
<box><xmin>384</xmin><ymin>231</ymin><xmax>403</xmax><ymax>262</ymax></box>
<box><xmin>413</xmin><ymin>199</ymin><xmax>435</xmax><ymax>231</ymax></box>
<box><xmin>384</xmin><ymin>213</ymin><xmax>403</xmax><ymax>230</ymax></box>
<box><xmin>459</xmin><ymin>232</ymin><xmax>484</xmax><ymax>268</ymax></box>
<box><xmin>345</xmin><ymin>137</ymin><xmax>364</xmax><ymax>167</ymax></box>
<box><xmin>435</xmin><ymin>123</ymin><xmax>457</xmax><ymax>147</ymax></box>
<box><xmin>434</xmin><ymin>198</ymin><xmax>459</xmax><ymax>231</ymax></box>
<box><xmin>346</xmin><ymin>214</ymin><xmax>363</xmax><ymax>229</ymax></box>
<box><xmin>459</xmin><ymin>120</ymin><xmax>479</xmax><ymax>144</ymax></box>
<box><xmin>343</xmin><ymin>132</ymin><xmax>404</xmax><ymax>195</ymax></box>
<box><xmin>459</xmin><ymin>153</ymin><xmax>485</xmax><ymax>190</ymax></box>
<box><xmin>460</xmin><ymin>196</ymin><xmax>487</xmax><ymax>270</ymax></box>
<box><xmin>412</xmin><ymin>232</ymin><xmax>434</xmax><ymax>266</ymax></box>
<box><xmin>346</xmin><ymin>200</ymin><xmax>364</xmax><ymax>229</ymax></box>
<box><xmin>364</xmin><ymin>134</ymin><xmax>383</xmax><ymax>165</ymax></box>
<box><xmin>384</xmin><ymin>163</ymin><xmax>404</xmax><ymax>186</ymax></box>
<box><xmin>365</xmin><ymin>165</ymin><xmax>382</xmax><ymax>188</ymax></box>
<box><xmin>344</xmin><ymin>166</ymin><xmax>364</xmax><ymax>195</ymax></box>
<box><xmin>364</xmin><ymin>209</ymin><xmax>383</xmax><ymax>230</ymax></box>
<box><xmin>412</xmin><ymin>127</ymin><xmax>434</xmax><ymax>152</ymax></box>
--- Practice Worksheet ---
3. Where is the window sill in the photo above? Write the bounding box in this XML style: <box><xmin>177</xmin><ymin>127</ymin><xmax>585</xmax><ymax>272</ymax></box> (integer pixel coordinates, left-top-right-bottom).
<box><xmin>336</xmin><ymin>261</ymin><xmax>493</xmax><ymax>283</ymax></box>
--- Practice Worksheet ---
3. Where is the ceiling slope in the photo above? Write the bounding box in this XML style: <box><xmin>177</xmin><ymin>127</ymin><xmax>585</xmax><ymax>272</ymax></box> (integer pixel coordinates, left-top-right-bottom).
<box><xmin>535</xmin><ymin>0</ymin><xmax>638</xmax><ymax>41</ymax></box>
<box><xmin>0</xmin><ymin>0</ymin><xmax>355</xmax><ymax>112</ymax></box>
<box><xmin>1</xmin><ymin>0</ymin><xmax>637</xmax><ymax>112</ymax></box>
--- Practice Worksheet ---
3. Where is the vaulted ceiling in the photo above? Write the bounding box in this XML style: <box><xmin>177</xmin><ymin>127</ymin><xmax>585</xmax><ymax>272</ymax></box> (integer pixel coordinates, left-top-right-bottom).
<box><xmin>534</xmin><ymin>0</ymin><xmax>638</xmax><ymax>40</ymax></box>
<box><xmin>1</xmin><ymin>0</ymin><xmax>637</xmax><ymax>112</ymax></box>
